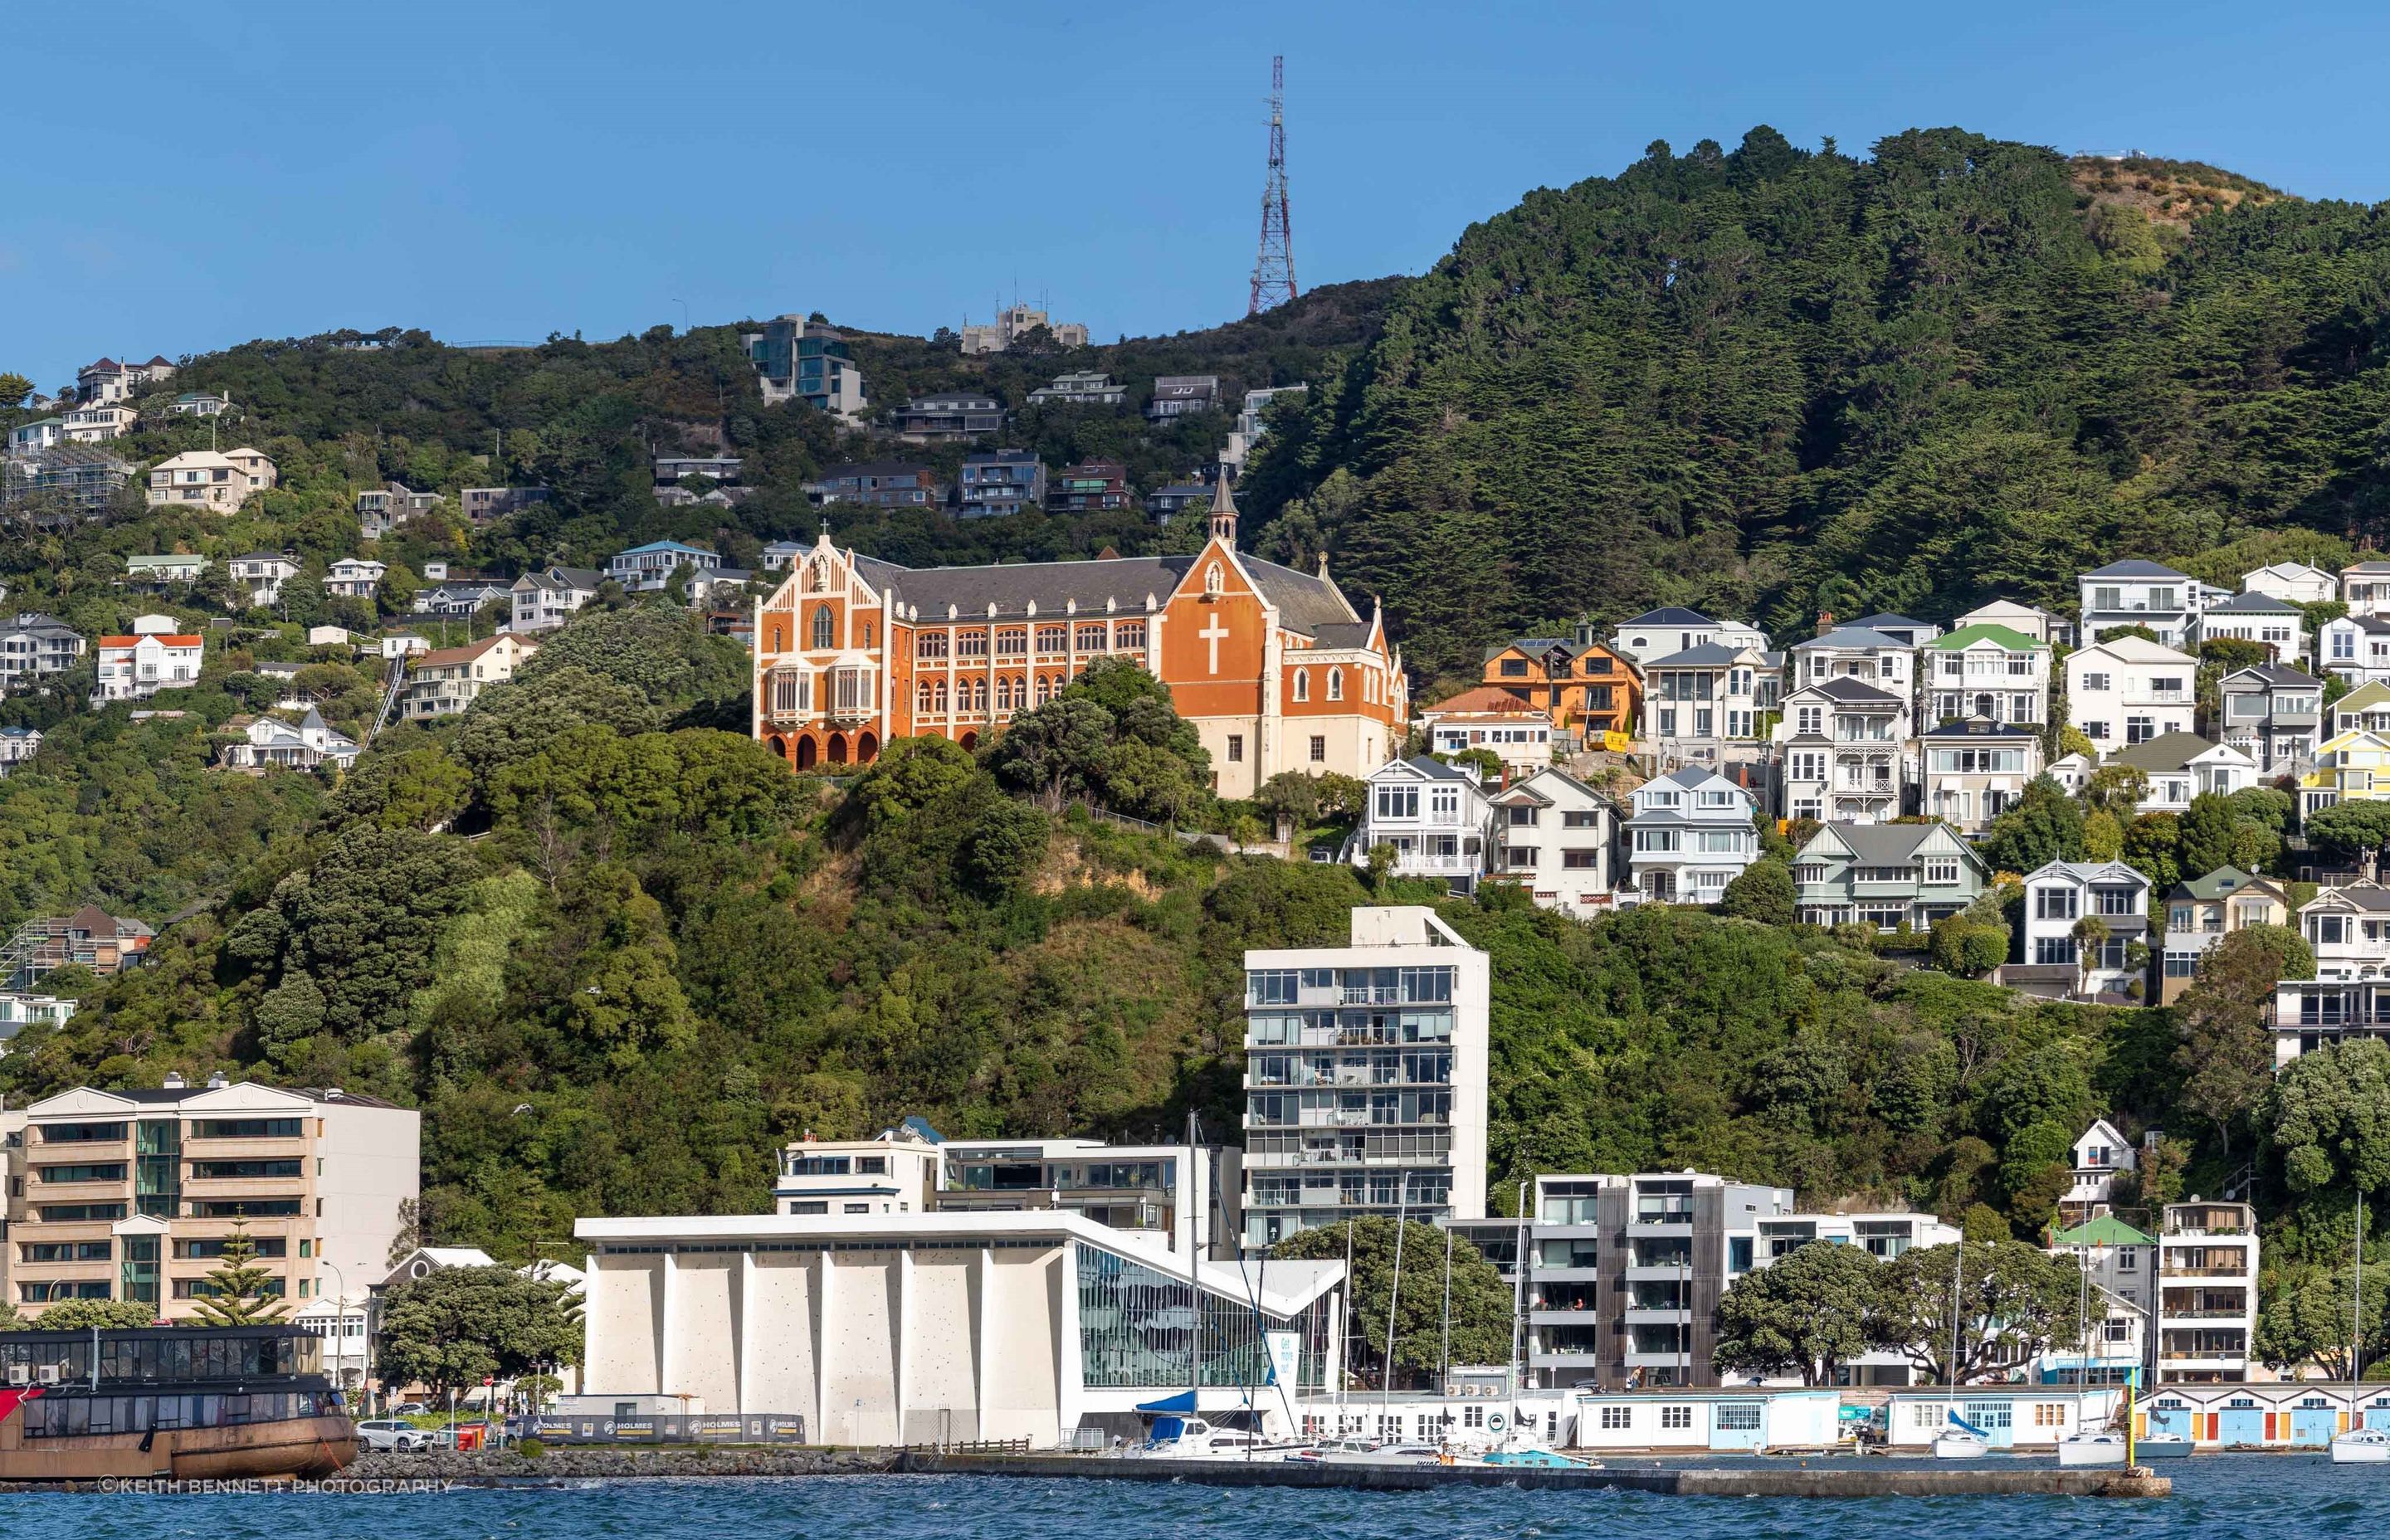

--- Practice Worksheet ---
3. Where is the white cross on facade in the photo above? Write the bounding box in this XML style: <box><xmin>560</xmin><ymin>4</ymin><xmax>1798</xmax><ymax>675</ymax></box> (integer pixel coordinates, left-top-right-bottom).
<box><xmin>1200</xmin><ymin>612</ymin><xmax>1230</xmax><ymax>675</ymax></box>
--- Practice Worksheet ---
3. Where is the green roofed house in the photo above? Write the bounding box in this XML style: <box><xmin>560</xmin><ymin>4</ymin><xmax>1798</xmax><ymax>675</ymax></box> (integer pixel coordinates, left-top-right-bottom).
<box><xmin>123</xmin><ymin>553</ymin><xmax>211</xmax><ymax>587</ymax></box>
<box><xmin>2330</xmin><ymin>679</ymin><xmax>2390</xmax><ymax>739</ymax></box>
<box><xmin>1790</xmin><ymin>821</ymin><xmax>1991</xmax><ymax>931</ymax></box>
<box><xmin>2050</xmin><ymin>1211</ymin><xmax>2158</xmax><ymax>1322</ymax></box>
<box><xmin>2158</xmin><ymin>866</ymin><xmax>2290</xmax><ymax>1005</ymax></box>
<box><xmin>1924</xmin><ymin>621</ymin><xmax>2051</xmax><ymax>729</ymax></box>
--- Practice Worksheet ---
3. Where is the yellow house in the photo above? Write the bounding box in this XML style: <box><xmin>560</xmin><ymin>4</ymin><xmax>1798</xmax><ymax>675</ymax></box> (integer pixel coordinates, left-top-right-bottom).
<box><xmin>2300</xmin><ymin>728</ymin><xmax>2390</xmax><ymax>818</ymax></box>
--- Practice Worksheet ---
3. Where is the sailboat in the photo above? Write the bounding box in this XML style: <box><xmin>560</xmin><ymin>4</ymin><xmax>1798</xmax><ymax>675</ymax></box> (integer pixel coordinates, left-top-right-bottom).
<box><xmin>2056</xmin><ymin>1238</ymin><xmax>2127</xmax><ymax>1465</ymax></box>
<box><xmin>2332</xmin><ymin>1190</ymin><xmax>2383</xmax><ymax>1464</ymax></box>
<box><xmin>1932</xmin><ymin>1241</ymin><xmax>1990</xmax><ymax>1459</ymax></box>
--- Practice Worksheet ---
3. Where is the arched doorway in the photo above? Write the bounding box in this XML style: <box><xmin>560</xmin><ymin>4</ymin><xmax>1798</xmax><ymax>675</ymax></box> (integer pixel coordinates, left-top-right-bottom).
<box><xmin>827</xmin><ymin>733</ymin><xmax>849</xmax><ymax>766</ymax></box>
<box><xmin>856</xmin><ymin>731</ymin><xmax>879</xmax><ymax>764</ymax></box>
<box><xmin>768</xmin><ymin>736</ymin><xmax>787</xmax><ymax>758</ymax></box>
<box><xmin>958</xmin><ymin>731</ymin><xmax>978</xmax><ymax>753</ymax></box>
<box><xmin>794</xmin><ymin>735</ymin><xmax>818</xmax><ymax>770</ymax></box>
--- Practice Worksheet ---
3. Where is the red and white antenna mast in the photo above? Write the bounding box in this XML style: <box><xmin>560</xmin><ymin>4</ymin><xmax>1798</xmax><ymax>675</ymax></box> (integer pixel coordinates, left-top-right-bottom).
<box><xmin>1248</xmin><ymin>55</ymin><xmax>1297</xmax><ymax>316</ymax></box>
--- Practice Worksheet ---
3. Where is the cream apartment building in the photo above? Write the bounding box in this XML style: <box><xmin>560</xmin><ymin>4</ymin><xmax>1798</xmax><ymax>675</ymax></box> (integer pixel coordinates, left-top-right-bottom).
<box><xmin>3</xmin><ymin>1076</ymin><xmax>417</xmax><ymax>1322</ymax></box>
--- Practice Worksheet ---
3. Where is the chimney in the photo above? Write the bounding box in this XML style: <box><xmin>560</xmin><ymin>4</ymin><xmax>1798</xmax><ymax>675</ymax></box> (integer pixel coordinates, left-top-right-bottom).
<box><xmin>1816</xmin><ymin>611</ymin><xmax>1836</xmax><ymax>637</ymax></box>
<box><xmin>206</xmin><ymin>1071</ymin><xmax>227</xmax><ymax>1089</ymax></box>
<box><xmin>163</xmin><ymin>1071</ymin><xmax>186</xmax><ymax>1090</ymax></box>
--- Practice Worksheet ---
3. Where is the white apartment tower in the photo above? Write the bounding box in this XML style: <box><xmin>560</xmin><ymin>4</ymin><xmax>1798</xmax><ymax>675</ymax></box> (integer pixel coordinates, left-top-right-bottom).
<box><xmin>1240</xmin><ymin>906</ymin><xmax>1490</xmax><ymax>1251</ymax></box>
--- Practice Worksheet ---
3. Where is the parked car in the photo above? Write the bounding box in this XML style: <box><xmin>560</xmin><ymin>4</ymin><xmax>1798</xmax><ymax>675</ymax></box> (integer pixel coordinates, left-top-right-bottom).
<box><xmin>354</xmin><ymin>1419</ymin><xmax>427</xmax><ymax>1453</ymax></box>
<box><xmin>393</xmin><ymin>1401</ymin><xmax>429</xmax><ymax>1415</ymax></box>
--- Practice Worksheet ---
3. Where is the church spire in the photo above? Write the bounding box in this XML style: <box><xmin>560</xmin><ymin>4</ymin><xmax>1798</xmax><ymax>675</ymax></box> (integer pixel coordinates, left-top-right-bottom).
<box><xmin>1208</xmin><ymin>462</ymin><xmax>1239</xmax><ymax>548</ymax></box>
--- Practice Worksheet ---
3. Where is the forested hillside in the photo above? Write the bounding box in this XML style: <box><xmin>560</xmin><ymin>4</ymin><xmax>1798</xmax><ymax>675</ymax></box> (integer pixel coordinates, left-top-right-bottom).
<box><xmin>1240</xmin><ymin>128</ymin><xmax>2390</xmax><ymax>675</ymax></box>
<box><xmin>0</xmin><ymin>607</ymin><xmax>2199</xmax><ymax>1269</ymax></box>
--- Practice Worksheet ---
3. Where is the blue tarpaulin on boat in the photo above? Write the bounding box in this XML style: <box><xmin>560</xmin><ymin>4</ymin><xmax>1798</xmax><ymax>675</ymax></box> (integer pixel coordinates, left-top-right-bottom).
<box><xmin>1948</xmin><ymin>1410</ymin><xmax>1992</xmax><ymax>1437</ymax></box>
<box><xmin>1136</xmin><ymin>1391</ymin><xmax>1198</xmax><ymax>1414</ymax></box>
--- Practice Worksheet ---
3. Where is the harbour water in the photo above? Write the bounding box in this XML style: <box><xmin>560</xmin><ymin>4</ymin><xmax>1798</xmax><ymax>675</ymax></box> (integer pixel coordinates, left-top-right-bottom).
<box><xmin>0</xmin><ymin>1459</ymin><xmax>2382</xmax><ymax>1539</ymax></box>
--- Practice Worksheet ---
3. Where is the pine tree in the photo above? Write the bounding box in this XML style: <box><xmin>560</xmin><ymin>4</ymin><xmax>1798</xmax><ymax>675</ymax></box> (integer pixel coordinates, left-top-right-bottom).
<box><xmin>188</xmin><ymin>1223</ymin><xmax>291</xmax><ymax>1326</ymax></box>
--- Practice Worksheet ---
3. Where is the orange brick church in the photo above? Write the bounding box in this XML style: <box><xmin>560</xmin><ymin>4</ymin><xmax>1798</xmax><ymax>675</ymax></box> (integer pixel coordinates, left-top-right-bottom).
<box><xmin>749</xmin><ymin>480</ymin><xmax>1407</xmax><ymax>797</ymax></box>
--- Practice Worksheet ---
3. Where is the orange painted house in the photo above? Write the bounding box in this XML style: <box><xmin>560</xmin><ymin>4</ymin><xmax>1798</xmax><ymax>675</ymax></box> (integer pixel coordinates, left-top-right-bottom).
<box><xmin>749</xmin><ymin>481</ymin><xmax>1408</xmax><ymax>796</ymax></box>
<box><xmin>1477</xmin><ymin>635</ymin><xmax>1642</xmax><ymax>742</ymax></box>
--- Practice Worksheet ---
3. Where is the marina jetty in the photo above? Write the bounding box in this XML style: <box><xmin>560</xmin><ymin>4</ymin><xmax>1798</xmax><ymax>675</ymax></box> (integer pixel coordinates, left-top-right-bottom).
<box><xmin>897</xmin><ymin>1450</ymin><xmax>2173</xmax><ymax>1499</ymax></box>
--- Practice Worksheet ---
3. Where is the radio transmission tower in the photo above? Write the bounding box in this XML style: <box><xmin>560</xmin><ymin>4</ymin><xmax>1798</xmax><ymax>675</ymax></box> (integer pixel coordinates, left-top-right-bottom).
<box><xmin>1248</xmin><ymin>55</ymin><xmax>1297</xmax><ymax>316</ymax></box>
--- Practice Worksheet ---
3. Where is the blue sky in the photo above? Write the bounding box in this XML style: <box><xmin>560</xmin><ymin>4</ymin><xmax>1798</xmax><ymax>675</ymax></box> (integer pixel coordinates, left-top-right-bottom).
<box><xmin>12</xmin><ymin>1</ymin><xmax>2390</xmax><ymax>391</ymax></box>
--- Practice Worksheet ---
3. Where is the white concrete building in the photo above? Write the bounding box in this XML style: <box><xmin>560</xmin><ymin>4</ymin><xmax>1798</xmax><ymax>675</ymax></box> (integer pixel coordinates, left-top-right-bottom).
<box><xmin>62</xmin><ymin>402</ymin><xmax>137</xmax><ymax>442</ymax></box>
<box><xmin>1349</xmin><ymin>757</ymin><xmax>1494</xmax><ymax>894</ymax></box>
<box><xmin>2155</xmin><ymin>1201</ymin><xmax>2258</xmax><ymax>1383</ymax></box>
<box><xmin>1486</xmin><ymin>768</ymin><xmax>1617</xmax><ymax>914</ymax></box>
<box><xmin>1241</xmin><ymin>906</ymin><xmax>1490</xmax><ymax>1250</ymax></box>
<box><xmin>1626</xmin><ymin>766</ymin><xmax>1758</xmax><ymax>904</ymax></box>
<box><xmin>572</xmin><ymin>1208</ymin><xmax>1343</xmax><ymax>1446</ymax></box>
<box><xmin>2065</xmin><ymin>634</ymin><xmax>2197</xmax><ymax>756</ymax></box>
<box><xmin>2242</xmin><ymin>562</ymin><xmax>2338</xmax><ymax>606</ymax></box>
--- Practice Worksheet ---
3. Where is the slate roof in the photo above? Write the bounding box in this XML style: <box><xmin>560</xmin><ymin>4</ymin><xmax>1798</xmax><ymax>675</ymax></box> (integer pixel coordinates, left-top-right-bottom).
<box><xmin>1792</xmin><ymin>626</ymin><xmax>1910</xmax><ymax>652</ymax></box>
<box><xmin>1794</xmin><ymin>676</ymin><xmax>1903</xmax><ymax>706</ymax></box>
<box><xmin>1617</xmin><ymin>607</ymin><xmax>1714</xmax><ymax>627</ymax></box>
<box><xmin>1846</xmin><ymin>612</ymin><xmax>1934</xmax><ymax>632</ymax></box>
<box><xmin>2223</xmin><ymin>662</ymin><xmax>2322</xmax><ymax>689</ymax></box>
<box><xmin>2168</xmin><ymin>865</ymin><xmax>2276</xmax><ymax>903</ymax></box>
<box><xmin>2108</xmin><ymin>732</ymin><xmax>2233</xmax><ymax>772</ymax></box>
<box><xmin>2084</xmin><ymin>559</ymin><xmax>2192</xmax><ymax>580</ymax></box>
<box><xmin>2203</xmin><ymin>591</ymin><xmax>2300</xmax><ymax>614</ymax></box>
<box><xmin>851</xmin><ymin>550</ymin><xmax>1360</xmax><ymax>637</ymax></box>
<box><xmin>2308</xmin><ymin>880</ymin><xmax>2390</xmax><ymax>912</ymax></box>
<box><xmin>1804</xmin><ymin>822</ymin><xmax>1951</xmax><ymax>865</ymax></box>
<box><xmin>1646</xmin><ymin>642</ymin><xmax>1755</xmax><ymax>668</ymax></box>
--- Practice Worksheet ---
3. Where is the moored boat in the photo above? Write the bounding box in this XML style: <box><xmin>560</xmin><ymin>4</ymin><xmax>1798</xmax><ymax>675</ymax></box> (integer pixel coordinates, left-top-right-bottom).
<box><xmin>2056</xmin><ymin>1430</ymin><xmax>2129</xmax><ymax>1466</ymax></box>
<box><xmin>2134</xmin><ymin>1433</ymin><xmax>2192</xmax><ymax>1460</ymax></box>
<box><xmin>0</xmin><ymin>1325</ymin><xmax>354</xmax><ymax>1482</ymax></box>
<box><xmin>2331</xmin><ymin>1426</ymin><xmax>2390</xmax><ymax>1464</ymax></box>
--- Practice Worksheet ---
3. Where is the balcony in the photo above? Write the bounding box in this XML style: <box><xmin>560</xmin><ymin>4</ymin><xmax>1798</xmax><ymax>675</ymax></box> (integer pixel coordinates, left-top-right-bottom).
<box><xmin>1388</xmin><ymin>851</ymin><xmax>1481</xmax><ymax>877</ymax></box>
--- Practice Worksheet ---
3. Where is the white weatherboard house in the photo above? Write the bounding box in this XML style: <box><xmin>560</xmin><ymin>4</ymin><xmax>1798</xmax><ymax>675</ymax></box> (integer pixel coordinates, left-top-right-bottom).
<box><xmin>2344</xmin><ymin>559</ymin><xmax>2390</xmax><ymax>619</ymax></box>
<box><xmin>2217</xmin><ymin>664</ymin><xmax>2324</xmax><ymax>773</ymax></box>
<box><xmin>2196</xmin><ymin>590</ymin><xmax>2305</xmax><ymax>664</ymax></box>
<box><xmin>1924</xmin><ymin>622</ymin><xmax>2050</xmax><ymax>728</ymax></box>
<box><xmin>2317</xmin><ymin>613</ymin><xmax>2390</xmax><ymax>685</ymax></box>
<box><xmin>2007</xmin><ymin>860</ymin><xmax>2153</xmax><ymax>1002</ymax></box>
<box><xmin>1773</xmin><ymin>676</ymin><xmax>1910</xmax><ymax>825</ymax></box>
<box><xmin>2106</xmin><ymin>732</ymin><xmax>2256</xmax><ymax>814</ymax></box>
<box><xmin>1917</xmin><ymin>717</ymin><xmax>2041</xmax><ymax>836</ymax></box>
<box><xmin>1627</xmin><ymin>766</ymin><xmax>1758</xmax><ymax>904</ymax></box>
<box><xmin>2065</xmin><ymin>635</ymin><xmax>2197</xmax><ymax>756</ymax></box>
<box><xmin>1486</xmin><ymin>768</ymin><xmax>1617</xmax><ymax>914</ymax></box>
<box><xmin>1607</xmin><ymin>607</ymin><xmax>1767</xmax><ymax>670</ymax></box>
<box><xmin>1349</xmin><ymin>757</ymin><xmax>1493</xmax><ymax>894</ymax></box>
<box><xmin>2241</xmin><ymin>561</ymin><xmax>2338</xmax><ymax>607</ymax></box>
<box><xmin>1788</xmin><ymin>626</ymin><xmax>1916</xmax><ymax>698</ymax></box>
